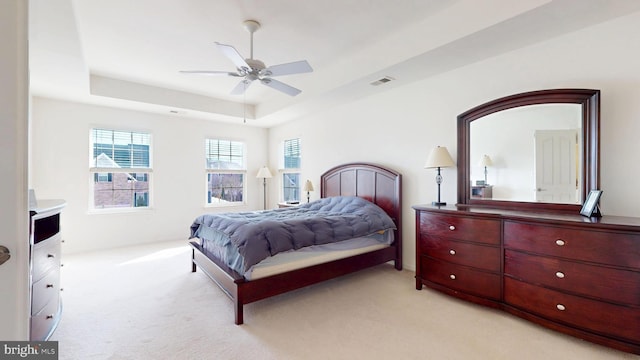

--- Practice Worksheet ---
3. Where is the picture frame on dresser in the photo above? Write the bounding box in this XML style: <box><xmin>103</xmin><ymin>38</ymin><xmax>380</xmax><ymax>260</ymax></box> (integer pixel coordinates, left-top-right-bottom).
<box><xmin>580</xmin><ymin>190</ymin><xmax>603</xmax><ymax>217</ymax></box>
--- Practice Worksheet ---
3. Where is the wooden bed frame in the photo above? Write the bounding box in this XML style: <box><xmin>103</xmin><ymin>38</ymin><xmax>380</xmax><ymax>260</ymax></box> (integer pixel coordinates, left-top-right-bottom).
<box><xmin>190</xmin><ymin>162</ymin><xmax>402</xmax><ymax>324</ymax></box>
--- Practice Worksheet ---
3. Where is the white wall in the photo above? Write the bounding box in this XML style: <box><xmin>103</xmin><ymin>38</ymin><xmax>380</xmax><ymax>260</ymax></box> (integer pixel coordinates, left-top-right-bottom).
<box><xmin>0</xmin><ymin>0</ymin><xmax>30</xmax><ymax>340</ymax></box>
<box><xmin>31</xmin><ymin>98</ymin><xmax>268</xmax><ymax>253</ymax></box>
<box><xmin>268</xmin><ymin>11</ymin><xmax>640</xmax><ymax>271</ymax></box>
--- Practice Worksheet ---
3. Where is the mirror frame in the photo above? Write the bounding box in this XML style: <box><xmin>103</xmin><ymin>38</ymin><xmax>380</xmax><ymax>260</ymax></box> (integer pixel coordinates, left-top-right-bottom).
<box><xmin>457</xmin><ymin>89</ymin><xmax>600</xmax><ymax>212</ymax></box>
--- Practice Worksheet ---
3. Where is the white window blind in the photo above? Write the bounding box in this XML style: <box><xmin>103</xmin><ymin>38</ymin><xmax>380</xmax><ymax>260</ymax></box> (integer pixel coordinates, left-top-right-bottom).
<box><xmin>284</xmin><ymin>138</ymin><xmax>301</xmax><ymax>169</ymax></box>
<box><xmin>92</xmin><ymin>129</ymin><xmax>151</xmax><ymax>169</ymax></box>
<box><xmin>206</xmin><ymin>139</ymin><xmax>244</xmax><ymax>169</ymax></box>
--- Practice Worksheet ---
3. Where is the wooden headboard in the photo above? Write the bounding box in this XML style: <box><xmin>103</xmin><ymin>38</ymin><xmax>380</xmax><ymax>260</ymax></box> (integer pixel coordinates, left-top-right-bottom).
<box><xmin>320</xmin><ymin>162</ymin><xmax>402</xmax><ymax>248</ymax></box>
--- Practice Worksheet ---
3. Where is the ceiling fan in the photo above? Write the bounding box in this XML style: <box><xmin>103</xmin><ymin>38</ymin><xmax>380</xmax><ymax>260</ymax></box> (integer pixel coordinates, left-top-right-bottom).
<box><xmin>180</xmin><ymin>20</ymin><xmax>313</xmax><ymax>96</ymax></box>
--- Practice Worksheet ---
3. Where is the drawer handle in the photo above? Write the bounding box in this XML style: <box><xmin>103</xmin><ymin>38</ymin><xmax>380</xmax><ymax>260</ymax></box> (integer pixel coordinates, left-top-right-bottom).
<box><xmin>46</xmin><ymin>314</ymin><xmax>54</xmax><ymax>320</ymax></box>
<box><xmin>449</xmin><ymin>274</ymin><xmax>456</xmax><ymax>280</ymax></box>
<box><xmin>47</xmin><ymin>254</ymin><xmax>55</xmax><ymax>258</ymax></box>
<box><xmin>556</xmin><ymin>304</ymin><xmax>566</xmax><ymax>311</ymax></box>
<box><xmin>555</xmin><ymin>239</ymin><xmax>565</xmax><ymax>246</ymax></box>
<box><xmin>46</xmin><ymin>284</ymin><xmax>54</xmax><ymax>288</ymax></box>
<box><xmin>555</xmin><ymin>271</ymin><xmax>565</xmax><ymax>279</ymax></box>
<box><xmin>448</xmin><ymin>225</ymin><xmax>456</xmax><ymax>231</ymax></box>
<box><xmin>449</xmin><ymin>249</ymin><xmax>456</xmax><ymax>255</ymax></box>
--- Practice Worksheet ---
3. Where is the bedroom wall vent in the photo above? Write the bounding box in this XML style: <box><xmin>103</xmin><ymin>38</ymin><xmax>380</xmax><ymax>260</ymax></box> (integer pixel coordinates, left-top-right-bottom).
<box><xmin>370</xmin><ymin>76</ymin><xmax>395</xmax><ymax>86</ymax></box>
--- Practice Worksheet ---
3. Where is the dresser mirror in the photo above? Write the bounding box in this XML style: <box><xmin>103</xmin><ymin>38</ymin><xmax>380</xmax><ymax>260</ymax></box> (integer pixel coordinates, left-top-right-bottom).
<box><xmin>457</xmin><ymin>89</ymin><xmax>600</xmax><ymax>212</ymax></box>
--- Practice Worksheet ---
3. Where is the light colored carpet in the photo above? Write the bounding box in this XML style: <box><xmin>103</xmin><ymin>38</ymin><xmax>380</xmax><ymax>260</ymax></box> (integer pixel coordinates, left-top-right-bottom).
<box><xmin>50</xmin><ymin>240</ymin><xmax>637</xmax><ymax>360</ymax></box>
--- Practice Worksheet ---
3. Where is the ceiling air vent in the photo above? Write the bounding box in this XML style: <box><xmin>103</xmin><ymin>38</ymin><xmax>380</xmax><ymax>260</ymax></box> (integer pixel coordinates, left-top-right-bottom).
<box><xmin>370</xmin><ymin>76</ymin><xmax>395</xmax><ymax>86</ymax></box>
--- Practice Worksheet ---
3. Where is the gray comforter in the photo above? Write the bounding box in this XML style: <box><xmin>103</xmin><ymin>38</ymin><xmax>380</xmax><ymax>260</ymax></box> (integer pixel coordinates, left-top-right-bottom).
<box><xmin>190</xmin><ymin>196</ymin><xmax>396</xmax><ymax>272</ymax></box>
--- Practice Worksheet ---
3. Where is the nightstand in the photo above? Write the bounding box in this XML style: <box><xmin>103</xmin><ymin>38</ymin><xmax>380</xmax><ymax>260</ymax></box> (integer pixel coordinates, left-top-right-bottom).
<box><xmin>471</xmin><ymin>185</ymin><xmax>492</xmax><ymax>199</ymax></box>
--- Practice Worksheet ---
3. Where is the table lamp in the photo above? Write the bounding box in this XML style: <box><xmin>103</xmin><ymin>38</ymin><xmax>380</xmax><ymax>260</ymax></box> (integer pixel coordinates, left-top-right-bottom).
<box><xmin>303</xmin><ymin>180</ymin><xmax>314</xmax><ymax>203</ymax></box>
<box><xmin>479</xmin><ymin>154</ymin><xmax>493</xmax><ymax>185</ymax></box>
<box><xmin>424</xmin><ymin>146</ymin><xmax>455</xmax><ymax>206</ymax></box>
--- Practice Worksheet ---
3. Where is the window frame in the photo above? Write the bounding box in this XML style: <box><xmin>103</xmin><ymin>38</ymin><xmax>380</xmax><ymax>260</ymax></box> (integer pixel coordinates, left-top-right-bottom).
<box><xmin>205</xmin><ymin>138</ymin><xmax>247</xmax><ymax>207</ymax></box>
<box><xmin>280</xmin><ymin>138</ymin><xmax>302</xmax><ymax>203</ymax></box>
<box><xmin>89</xmin><ymin>128</ymin><xmax>153</xmax><ymax>212</ymax></box>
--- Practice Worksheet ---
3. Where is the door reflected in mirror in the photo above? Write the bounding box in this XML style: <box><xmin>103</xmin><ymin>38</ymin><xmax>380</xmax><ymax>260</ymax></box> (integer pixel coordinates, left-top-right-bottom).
<box><xmin>470</xmin><ymin>103</ymin><xmax>582</xmax><ymax>204</ymax></box>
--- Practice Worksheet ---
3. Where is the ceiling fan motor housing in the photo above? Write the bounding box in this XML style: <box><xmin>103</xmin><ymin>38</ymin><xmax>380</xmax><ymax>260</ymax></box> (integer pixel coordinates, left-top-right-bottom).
<box><xmin>245</xmin><ymin>58</ymin><xmax>266</xmax><ymax>71</ymax></box>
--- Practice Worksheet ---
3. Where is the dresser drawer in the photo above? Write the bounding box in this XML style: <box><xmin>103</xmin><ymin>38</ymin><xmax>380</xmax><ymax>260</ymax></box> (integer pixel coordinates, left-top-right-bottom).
<box><xmin>421</xmin><ymin>256</ymin><xmax>501</xmax><ymax>300</ymax></box>
<box><xmin>505</xmin><ymin>277</ymin><xmax>639</xmax><ymax>343</ymax></box>
<box><xmin>32</xmin><ymin>235</ymin><xmax>61</xmax><ymax>282</ymax></box>
<box><xmin>504</xmin><ymin>221</ymin><xmax>640</xmax><ymax>268</ymax></box>
<box><xmin>505</xmin><ymin>250</ymin><xmax>640</xmax><ymax>306</ymax></box>
<box><xmin>30</xmin><ymin>295</ymin><xmax>61</xmax><ymax>341</ymax></box>
<box><xmin>32</xmin><ymin>268</ymin><xmax>60</xmax><ymax>316</ymax></box>
<box><xmin>419</xmin><ymin>212</ymin><xmax>500</xmax><ymax>245</ymax></box>
<box><xmin>420</xmin><ymin>235</ymin><xmax>501</xmax><ymax>272</ymax></box>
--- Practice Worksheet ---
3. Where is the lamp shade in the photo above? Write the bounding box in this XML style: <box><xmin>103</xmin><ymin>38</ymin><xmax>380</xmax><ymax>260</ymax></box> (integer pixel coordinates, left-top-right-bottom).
<box><xmin>424</xmin><ymin>146</ymin><xmax>455</xmax><ymax>169</ymax></box>
<box><xmin>303</xmin><ymin>180</ymin><xmax>314</xmax><ymax>192</ymax></box>
<box><xmin>479</xmin><ymin>155</ymin><xmax>493</xmax><ymax>167</ymax></box>
<box><xmin>256</xmin><ymin>166</ymin><xmax>273</xmax><ymax>179</ymax></box>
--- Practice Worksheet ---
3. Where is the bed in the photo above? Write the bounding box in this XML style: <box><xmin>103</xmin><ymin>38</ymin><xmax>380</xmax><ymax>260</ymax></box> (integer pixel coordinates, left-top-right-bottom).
<box><xmin>189</xmin><ymin>162</ymin><xmax>402</xmax><ymax>324</ymax></box>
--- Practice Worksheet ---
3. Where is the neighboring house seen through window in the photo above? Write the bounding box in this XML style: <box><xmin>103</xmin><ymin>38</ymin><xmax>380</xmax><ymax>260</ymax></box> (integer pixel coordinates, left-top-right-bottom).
<box><xmin>90</xmin><ymin>129</ymin><xmax>152</xmax><ymax>210</ymax></box>
<box><xmin>282</xmin><ymin>138</ymin><xmax>301</xmax><ymax>202</ymax></box>
<box><xmin>206</xmin><ymin>139</ymin><xmax>246</xmax><ymax>206</ymax></box>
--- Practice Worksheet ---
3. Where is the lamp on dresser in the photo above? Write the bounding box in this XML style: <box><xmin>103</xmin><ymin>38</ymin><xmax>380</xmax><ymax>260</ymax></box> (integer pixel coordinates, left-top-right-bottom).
<box><xmin>424</xmin><ymin>146</ymin><xmax>455</xmax><ymax>206</ymax></box>
<box><xmin>256</xmin><ymin>166</ymin><xmax>273</xmax><ymax>210</ymax></box>
<box><xmin>479</xmin><ymin>154</ymin><xmax>493</xmax><ymax>185</ymax></box>
<box><xmin>303</xmin><ymin>180</ymin><xmax>314</xmax><ymax>203</ymax></box>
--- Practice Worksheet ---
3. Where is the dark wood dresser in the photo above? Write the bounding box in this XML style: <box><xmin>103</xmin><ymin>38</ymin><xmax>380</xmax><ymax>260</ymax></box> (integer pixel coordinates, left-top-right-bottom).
<box><xmin>29</xmin><ymin>200</ymin><xmax>66</xmax><ymax>341</ymax></box>
<box><xmin>413</xmin><ymin>204</ymin><xmax>640</xmax><ymax>355</ymax></box>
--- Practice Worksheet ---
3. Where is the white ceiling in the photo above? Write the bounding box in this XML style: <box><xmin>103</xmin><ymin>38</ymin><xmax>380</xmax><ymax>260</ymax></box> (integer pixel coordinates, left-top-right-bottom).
<box><xmin>28</xmin><ymin>0</ymin><xmax>640</xmax><ymax>127</ymax></box>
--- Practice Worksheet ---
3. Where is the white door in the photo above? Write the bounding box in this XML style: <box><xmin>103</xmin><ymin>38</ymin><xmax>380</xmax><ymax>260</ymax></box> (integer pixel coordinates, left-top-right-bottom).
<box><xmin>534</xmin><ymin>129</ymin><xmax>579</xmax><ymax>203</ymax></box>
<box><xmin>0</xmin><ymin>0</ymin><xmax>30</xmax><ymax>340</ymax></box>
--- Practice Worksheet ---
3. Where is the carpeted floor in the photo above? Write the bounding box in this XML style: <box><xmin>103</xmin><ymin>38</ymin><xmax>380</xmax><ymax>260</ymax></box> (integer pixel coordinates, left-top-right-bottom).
<box><xmin>50</xmin><ymin>240</ymin><xmax>636</xmax><ymax>359</ymax></box>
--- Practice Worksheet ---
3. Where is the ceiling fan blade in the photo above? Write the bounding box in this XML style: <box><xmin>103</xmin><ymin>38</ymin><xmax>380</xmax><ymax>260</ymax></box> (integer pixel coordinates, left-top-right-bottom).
<box><xmin>261</xmin><ymin>60</ymin><xmax>313</xmax><ymax>77</ymax></box>
<box><xmin>230</xmin><ymin>79</ymin><xmax>253</xmax><ymax>95</ymax></box>
<box><xmin>179</xmin><ymin>70</ymin><xmax>242</xmax><ymax>77</ymax></box>
<box><xmin>260</xmin><ymin>78</ymin><xmax>302</xmax><ymax>96</ymax></box>
<box><xmin>215</xmin><ymin>42</ymin><xmax>250</xmax><ymax>71</ymax></box>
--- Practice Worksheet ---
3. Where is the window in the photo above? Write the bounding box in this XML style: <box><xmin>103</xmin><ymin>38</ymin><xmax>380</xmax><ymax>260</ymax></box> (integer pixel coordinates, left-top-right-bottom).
<box><xmin>90</xmin><ymin>129</ymin><xmax>152</xmax><ymax>210</ymax></box>
<box><xmin>282</xmin><ymin>138</ymin><xmax>301</xmax><ymax>202</ymax></box>
<box><xmin>206</xmin><ymin>139</ymin><xmax>245</xmax><ymax>206</ymax></box>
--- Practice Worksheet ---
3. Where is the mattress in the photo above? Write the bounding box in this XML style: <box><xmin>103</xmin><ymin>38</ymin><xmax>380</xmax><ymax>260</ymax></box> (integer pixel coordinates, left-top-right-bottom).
<box><xmin>200</xmin><ymin>230</ymin><xmax>393</xmax><ymax>280</ymax></box>
<box><xmin>191</xmin><ymin>196</ymin><xmax>397</xmax><ymax>273</ymax></box>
